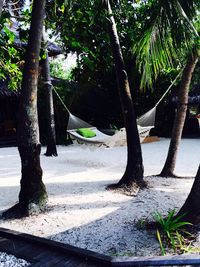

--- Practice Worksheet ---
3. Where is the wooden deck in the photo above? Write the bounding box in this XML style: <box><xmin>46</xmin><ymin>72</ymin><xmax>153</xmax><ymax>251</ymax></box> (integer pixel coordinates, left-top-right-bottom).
<box><xmin>0</xmin><ymin>228</ymin><xmax>111</xmax><ymax>266</ymax></box>
<box><xmin>0</xmin><ymin>228</ymin><xmax>200</xmax><ymax>266</ymax></box>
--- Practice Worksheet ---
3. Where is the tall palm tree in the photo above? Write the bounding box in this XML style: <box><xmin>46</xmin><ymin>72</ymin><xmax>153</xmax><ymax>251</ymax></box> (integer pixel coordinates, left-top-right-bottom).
<box><xmin>3</xmin><ymin>0</ymin><xmax>47</xmax><ymax>218</ymax></box>
<box><xmin>136</xmin><ymin>0</ymin><xmax>199</xmax><ymax>177</ymax></box>
<box><xmin>41</xmin><ymin>35</ymin><xmax>58</xmax><ymax>157</ymax></box>
<box><xmin>103</xmin><ymin>0</ymin><xmax>145</xmax><ymax>195</ymax></box>
<box><xmin>160</xmin><ymin>51</ymin><xmax>198</xmax><ymax>177</ymax></box>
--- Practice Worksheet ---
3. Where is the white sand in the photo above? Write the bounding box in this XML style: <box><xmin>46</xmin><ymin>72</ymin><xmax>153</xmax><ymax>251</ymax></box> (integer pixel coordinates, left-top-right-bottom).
<box><xmin>0</xmin><ymin>252</ymin><xmax>29</xmax><ymax>267</ymax></box>
<box><xmin>0</xmin><ymin>138</ymin><xmax>199</xmax><ymax>256</ymax></box>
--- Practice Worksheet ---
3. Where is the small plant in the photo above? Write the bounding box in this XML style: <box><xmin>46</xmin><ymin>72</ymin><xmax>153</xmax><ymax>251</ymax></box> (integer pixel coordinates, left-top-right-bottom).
<box><xmin>153</xmin><ymin>209</ymin><xmax>193</xmax><ymax>255</ymax></box>
<box><xmin>135</xmin><ymin>218</ymin><xmax>148</xmax><ymax>229</ymax></box>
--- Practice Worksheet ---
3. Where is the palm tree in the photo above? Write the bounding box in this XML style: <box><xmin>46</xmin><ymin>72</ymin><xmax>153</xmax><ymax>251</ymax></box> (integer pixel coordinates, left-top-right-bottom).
<box><xmin>103</xmin><ymin>0</ymin><xmax>145</xmax><ymax>195</ymax></box>
<box><xmin>177</xmin><ymin>164</ymin><xmax>200</xmax><ymax>224</ymax></box>
<box><xmin>160</xmin><ymin>51</ymin><xmax>198</xmax><ymax>177</ymax></box>
<box><xmin>41</xmin><ymin>35</ymin><xmax>58</xmax><ymax>157</ymax></box>
<box><xmin>136</xmin><ymin>0</ymin><xmax>199</xmax><ymax>177</ymax></box>
<box><xmin>0</xmin><ymin>0</ymin><xmax>3</xmax><ymax>17</ymax></box>
<box><xmin>3</xmin><ymin>0</ymin><xmax>47</xmax><ymax>218</ymax></box>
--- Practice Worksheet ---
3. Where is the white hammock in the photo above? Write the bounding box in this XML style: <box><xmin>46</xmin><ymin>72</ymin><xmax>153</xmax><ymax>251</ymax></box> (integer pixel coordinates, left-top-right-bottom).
<box><xmin>68</xmin><ymin>125</ymin><xmax>153</xmax><ymax>147</ymax></box>
<box><xmin>52</xmin><ymin>68</ymin><xmax>183</xmax><ymax>147</ymax></box>
<box><xmin>66</xmin><ymin>104</ymin><xmax>156</xmax><ymax>147</ymax></box>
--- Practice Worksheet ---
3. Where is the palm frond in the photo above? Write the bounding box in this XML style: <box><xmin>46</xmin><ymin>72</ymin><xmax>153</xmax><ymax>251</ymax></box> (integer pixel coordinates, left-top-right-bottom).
<box><xmin>178</xmin><ymin>0</ymin><xmax>199</xmax><ymax>19</ymax></box>
<box><xmin>135</xmin><ymin>0</ymin><xmax>198</xmax><ymax>88</ymax></box>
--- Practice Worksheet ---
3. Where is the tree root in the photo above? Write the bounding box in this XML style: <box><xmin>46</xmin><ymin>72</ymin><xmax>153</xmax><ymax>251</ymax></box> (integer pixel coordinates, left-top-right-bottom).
<box><xmin>1</xmin><ymin>201</ymin><xmax>47</xmax><ymax>219</ymax></box>
<box><xmin>1</xmin><ymin>203</ymin><xmax>28</xmax><ymax>219</ymax></box>
<box><xmin>106</xmin><ymin>180</ymin><xmax>147</xmax><ymax>196</ymax></box>
<box><xmin>158</xmin><ymin>171</ymin><xmax>179</xmax><ymax>178</ymax></box>
<box><xmin>156</xmin><ymin>173</ymin><xmax>189</xmax><ymax>178</ymax></box>
<box><xmin>44</xmin><ymin>152</ymin><xmax>58</xmax><ymax>157</ymax></box>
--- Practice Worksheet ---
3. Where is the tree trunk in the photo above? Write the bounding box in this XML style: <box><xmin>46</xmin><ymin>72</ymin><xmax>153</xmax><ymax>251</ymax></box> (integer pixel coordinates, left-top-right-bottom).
<box><xmin>0</xmin><ymin>0</ymin><xmax>3</xmax><ymax>17</ymax></box>
<box><xmin>105</xmin><ymin>0</ymin><xmax>145</xmax><ymax>195</ymax></box>
<box><xmin>2</xmin><ymin>0</ymin><xmax>47</xmax><ymax>218</ymax></box>
<box><xmin>160</xmin><ymin>52</ymin><xmax>198</xmax><ymax>177</ymax></box>
<box><xmin>177</xmin><ymin>164</ymin><xmax>200</xmax><ymax>224</ymax></box>
<box><xmin>41</xmin><ymin>39</ymin><xmax>58</xmax><ymax>157</ymax></box>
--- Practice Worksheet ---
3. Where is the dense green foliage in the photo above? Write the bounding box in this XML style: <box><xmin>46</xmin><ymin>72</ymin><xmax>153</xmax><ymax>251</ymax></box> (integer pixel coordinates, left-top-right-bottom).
<box><xmin>135</xmin><ymin>0</ymin><xmax>199</xmax><ymax>87</ymax></box>
<box><xmin>50</xmin><ymin>56</ymin><xmax>74</xmax><ymax>80</ymax></box>
<box><xmin>1</xmin><ymin>0</ymin><xmax>199</xmax><ymax>133</ymax></box>
<box><xmin>0</xmin><ymin>12</ymin><xmax>23</xmax><ymax>89</ymax></box>
<box><xmin>46</xmin><ymin>1</ymin><xmax>167</xmax><ymax>128</ymax></box>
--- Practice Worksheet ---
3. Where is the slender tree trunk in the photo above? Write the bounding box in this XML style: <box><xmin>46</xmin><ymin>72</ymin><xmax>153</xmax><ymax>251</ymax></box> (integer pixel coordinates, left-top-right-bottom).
<box><xmin>105</xmin><ymin>0</ymin><xmax>145</xmax><ymax>195</ymax></box>
<box><xmin>41</xmin><ymin>39</ymin><xmax>58</xmax><ymax>157</ymax></box>
<box><xmin>0</xmin><ymin>0</ymin><xmax>3</xmax><ymax>17</ymax></box>
<box><xmin>3</xmin><ymin>0</ymin><xmax>47</xmax><ymax>218</ymax></box>
<box><xmin>177</xmin><ymin>164</ymin><xmax>200</xmax><ymax>224</ymax></box>
<box><xmin>160</xmin><ymin>52</ymin><xmax>198</xmax><ymax>177</ymax></box>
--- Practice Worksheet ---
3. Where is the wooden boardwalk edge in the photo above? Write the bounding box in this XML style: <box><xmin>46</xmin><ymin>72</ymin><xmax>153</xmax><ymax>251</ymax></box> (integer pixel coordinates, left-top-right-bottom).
<box><xmin>0</xmin><ymin>227</ymin><xmax>111</xmax><ymax>266</ymax></box>
<box><xmin>112</xmin><ymin>254</ymin><xmax>200</xmax><ymax>266</ymax></box>
<box><xmin>0</xmin><ymin>227</ymin><xmax>200</xmax><ymax>266</ymax></box>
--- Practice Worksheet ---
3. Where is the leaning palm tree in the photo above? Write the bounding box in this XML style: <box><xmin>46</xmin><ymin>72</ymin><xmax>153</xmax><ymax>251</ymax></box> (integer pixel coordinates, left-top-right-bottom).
<box><xmin>3</xmin><ymin>0</ymin><xmax>48</xmax><ymax>218</ymax></box>
<box><xmin>103</xmin><ymin>0</ymin><xmax>145</xmax><ymax>195</ymax></box>
<box><xmin>177</xmin><ymin>163</ymin><xmax>200</xmax><ymax>224</ymax></box>
<box><xmin>136</xmin><ymin>0</ymin><xmax>199</xmax><ymax>177</ymax></box>
<box><xmin>160</xmin><ymin>50</ymin><xmax>198</xmax><ymax>177</ymax></box>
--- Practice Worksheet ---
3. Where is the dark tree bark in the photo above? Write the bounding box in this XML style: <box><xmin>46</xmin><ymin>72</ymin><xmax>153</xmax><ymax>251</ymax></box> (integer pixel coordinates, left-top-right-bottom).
<box><xmin>41</xmin><ymin>39</ymin><xmax>58</xmax><ymax>157</ymax></box>
<box><xmin>0</xmin><ymin>0</ymin><xmax>3</xmax><ymax>17</ymax></box>
<box><xmin>104</xmin><ymin>0</ymin><xmax>145</xmax><ymax>195</ymax></box>
<box><xmin>177</xmin><ymin>164</ymin><xmax>200</xmax><ymax>224</ymax></box>
<box><xmin>2</xmin><ymin>0</ymin><xmax>47</xmax><ymax>218</ymax></box>
<box><xmin>160</xmin><ymin>52</ymin><xmax>198</xmax><ymax>177</ymax></box>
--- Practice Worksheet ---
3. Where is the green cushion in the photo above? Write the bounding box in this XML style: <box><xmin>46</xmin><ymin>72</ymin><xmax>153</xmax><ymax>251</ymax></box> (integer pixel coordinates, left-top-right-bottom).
<box><xmin>76</xmin><ymin>128</ymin><xmax>96</xmax><ymax>138</ymax></box>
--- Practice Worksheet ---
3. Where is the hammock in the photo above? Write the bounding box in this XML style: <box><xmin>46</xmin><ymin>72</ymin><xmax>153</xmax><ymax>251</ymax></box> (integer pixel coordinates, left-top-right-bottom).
<box><xmin>67</xmin><ymin>114</ymin><xmax>155</xmax><ymax>147</ymax></box>
<box><xmin>52</xmin><ymin>89</ymin><xmax>156</xmax><ymax>146</ymax></box>
<box><xmin>52</xmin><ymin>69</ymin><xmax>183</xmax><ymax>147</ymax></box>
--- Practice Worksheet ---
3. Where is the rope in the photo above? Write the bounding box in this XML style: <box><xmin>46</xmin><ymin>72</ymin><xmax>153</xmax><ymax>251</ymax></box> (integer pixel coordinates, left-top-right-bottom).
<box><xmin>52</xmin><ymin>86</ymin><xmax>71</xmax><ymax>114</ymax></box>
<box><xmin>42</xmin><ymin>80</ymin><xmax>52</xmax><ymax>85</ymax></box>
<box><xmin>42</xmin><ymin>80</ymin><xmax>71</xmax><ymax>114</ymax></box>
<box><xmin>47</xmin><ymin>67</ymin><xmax>184</xmax><ymax>119</ymax></box>
<box><xmin>155</xmin><ymin>68</ymin><xmax>184</xmax><ymax>107</ymax></box>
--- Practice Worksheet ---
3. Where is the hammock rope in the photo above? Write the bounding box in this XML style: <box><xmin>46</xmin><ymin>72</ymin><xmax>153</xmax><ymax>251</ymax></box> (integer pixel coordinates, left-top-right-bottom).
<box><xmin>154</xmin><ymin>68</ymin><xmax>184</xmax><ymax>108</ymax></box>
<box><xmin>50</xmin><ymin>67</ymin><xmax>183</xmax><ymax>130</ymax></box>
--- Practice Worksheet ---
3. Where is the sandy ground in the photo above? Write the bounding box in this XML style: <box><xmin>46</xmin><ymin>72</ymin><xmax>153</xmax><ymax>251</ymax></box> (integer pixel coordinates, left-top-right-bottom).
<box><xmin>0</xmin><ymin>138</ymin><xmax>199</xmax><ymax>256</ymax></box>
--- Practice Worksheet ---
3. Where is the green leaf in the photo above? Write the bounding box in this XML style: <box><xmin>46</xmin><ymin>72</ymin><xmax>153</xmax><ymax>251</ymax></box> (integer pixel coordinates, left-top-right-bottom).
<box><xmin>156</xmin><ymin>229</ymin><xmax>166</xmax><ymax>255</ymax></box>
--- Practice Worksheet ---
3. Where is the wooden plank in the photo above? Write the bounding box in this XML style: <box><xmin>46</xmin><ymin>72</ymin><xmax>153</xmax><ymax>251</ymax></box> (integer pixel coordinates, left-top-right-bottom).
<box><xmin>31</xmin><ymin>250</ymin><xmax>57</xmax><ymax>262</ymax></box>
<box><xmin>0</xmin><ymin>230</ymin><xmax>109</xmax><ymax>266</ymax></box>
<box><xmin>0</xmin><ymin>228</ymin><xmax>111</xmax><ymax>266</ymax></box>
<box><xmin>0</xmin><ymin>237</ymin><xmax>35</xmax><ymax>264</ymax></box>
<box><xmin>54</xmin><ymin>258</ymin><xmax>82</xmax><ymax>267</ymax></box>
<box><xmin>0</xmin><ymin>237</ymin><xmax>23</xmax><ymax>255</ymax></box>
<box><xmin>75</xmin><ymin>261</ymin><xmax>108</xmax><ymax>267</ymax></box>
<box><xmin>13</xmin><ymin>244</ymin><xmax>41</xmax><ymax>259</ymax></box>
<box><xmin>30</xmin><ymin>256</ymin><xmax>105</xmax><ymax>267</ymax></box>
<box><xmin>2</xmin><ymin>227</ymin><xmax>200</xmax><ymax>267</ymax></box>
<box><xmin>54</xmin><ymin>258</ymin><xmax>105</xmax><ymax>267</ymax></box>
<box><xmin>29</xmin><ymin>262</ymin><xmax>53</xmax><ymax>267</ymax></box>
<box><xmin>2</xmin><ymin>238</ymin><xmax>44</xmax><ymax>262</ymax></box>
<box><xmin>48</xmin><ymin>255</ymin><xmax>72</xmax><ymax>267</ymax></box>
<box><xmin>112</xmin><ymin>254</ymin><xmax>200</xmax><ymax>266</ymax></box>
<box><xmin>22</xmin><ymin>250</ymin><xmax>62</xmax><ymax>267</ymax></box>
